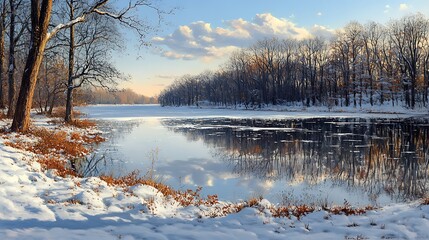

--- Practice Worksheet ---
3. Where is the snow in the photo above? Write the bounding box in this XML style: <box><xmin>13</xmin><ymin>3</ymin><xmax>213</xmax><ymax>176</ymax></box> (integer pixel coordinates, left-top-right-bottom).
<box><xmin>79</xmin><ymin>103</ymin><xmax>428</xmax><ymax>121</ymax></box>
<box><xmin>1</xmin><ymin>107</ymin><xmax>429</xmax><ymax>239</ymax></box>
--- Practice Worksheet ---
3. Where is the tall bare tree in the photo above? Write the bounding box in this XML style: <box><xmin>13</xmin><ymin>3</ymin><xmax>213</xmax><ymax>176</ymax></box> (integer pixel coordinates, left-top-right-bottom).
<box><xmin>11</xmin><ymin>0</ymin><xmax>52</xmax><ymax>131</ymax></box>
<box><xmin>6</xmin><ymin>0</ymin><xmax>28</xmax><ymax>117</ymax></box>
<box><xmin>58</xmin><ymin>1</ymin><xmax>123</xmax><ymax>122</ymax></box>
<box><xmin>12</xmin><ymin>0</ymin><xmax>169</xmax><ymax>132</ymax></box>
<box><xmin>0</xmin><ymin>0</ymin><xmax>6</xmax><ymax>109</ymax></box>
<box><xmin>389</xmin><ymin>14</ymin><xmax>429</xmax><ymax>108</ymax></box>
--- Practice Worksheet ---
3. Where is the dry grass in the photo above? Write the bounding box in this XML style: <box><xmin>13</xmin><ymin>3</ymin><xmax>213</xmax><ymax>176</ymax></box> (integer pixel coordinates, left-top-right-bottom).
<box><xmin>101</xmin><ymin>171</ymin><xmax>176</xmax><ymax>196</ymax></box>
<box><xmin>201</xmin><ymin>197</ymin><xmax>376</xmax><ymax>219</ymax></box>
<box><xmin>65</xmin><ymin>198</ymin><xmax>83</xmax><ymax>205</ymax></box>
<box><xmin>4</xmin><ymin>127</ymin><xmax>105</xmax><ymax>159</ymax></box>
<box><xmin>326</xmin><ymin>200</ymin><xmax>375</xmax><ymax>216</ymax></box>
<box><xmin>37</xmin><ymin>156</ymin><xmax>80</xmax><ymax>178</ymax></box>
<box><xmin>49</xmin><ymin>107</ymin><xmax>83</xmax><ymax>119</ymax></box>
<box><xmin>0</xmin><ymin>110</ymin><xmax>7</xmax><ymax>120</ymax></box>
<box><xmin>174</xmin><ymin>186</ymin><xmax>219</xmax><ymax>207</ymax></box>
<box><xmin>247</xmin><ymin>197</ymin><xmax>261</xmax><ymax>207</ymax></box>
<box><xmin>66</xmin><ymin>119</ymin><xmax>97</xmax><ymax>129</ymax></box>
<box><xmin>29</xmin><ymin>128</ymin><xmax>88</xmax><ymax>157</ymax></box>
<box><xmin>70</xmin><ymin>131</ymin><xmax>105</xmax><ymax>144</ymax></box>
<box><xmin>100</xmin><ymin>170</ymin><xmax>219</xmax><ymax>207</ymax></box>
<box><xmin>4</xmin><ymin>126</ymin><xmax>106</xmax><ymax>179</ymax></box>
<box><xmin>48</xmin><ymin>117</ymin><xmax>97</xmax><ymax>130</ymax></box>
<box><xmin>421</xmin><ymin>198</ymin><xmax>429</xmax><ymax>205</ymax></box>
<box><xmin>290</xmin><ymin>204</ymin><xmax>315</xmax><ymax>219</ymax></box>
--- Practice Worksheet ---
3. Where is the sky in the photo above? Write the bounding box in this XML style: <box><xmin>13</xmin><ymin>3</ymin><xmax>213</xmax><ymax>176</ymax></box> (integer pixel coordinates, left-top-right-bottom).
<box><xmin>114</xmin><ymin>0</ymin><xmax>429</xmax><ymax>97</ymax></box>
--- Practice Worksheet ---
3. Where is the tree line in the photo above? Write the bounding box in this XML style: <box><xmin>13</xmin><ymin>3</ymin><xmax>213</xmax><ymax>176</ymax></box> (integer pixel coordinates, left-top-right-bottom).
<box><xmin>159</xmin><ymin>14</ymin><xmax>429</xmax><ymax>110</ymax></box>
<box><xmin>0</xmin><ymin>0</ymin><xmax>165</xmax><ymax>132</ymax></box>
<box><xmin>82</xmin><ymin>88</ymin><xmax>157</xmax><ymax>105</ymax></box>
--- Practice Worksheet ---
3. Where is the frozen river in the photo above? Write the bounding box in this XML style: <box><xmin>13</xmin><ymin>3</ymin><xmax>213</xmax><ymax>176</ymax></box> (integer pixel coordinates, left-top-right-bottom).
<box><xmin>79</xmin><ymin>104</ymin><xmax>429</xmax><ymax>206</ymax></box>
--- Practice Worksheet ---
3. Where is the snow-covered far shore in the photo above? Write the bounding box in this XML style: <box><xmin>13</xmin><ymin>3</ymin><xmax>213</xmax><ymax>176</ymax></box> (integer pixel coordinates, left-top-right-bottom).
<box><xmin>1</xmin><ymin>112</ymin><xmax>429</xmax><ymax>239</ymax></box>
<box><xmin>79</xmin><ymin>102</ymin><xmax>429</xmax><ymax>121</ymax></box>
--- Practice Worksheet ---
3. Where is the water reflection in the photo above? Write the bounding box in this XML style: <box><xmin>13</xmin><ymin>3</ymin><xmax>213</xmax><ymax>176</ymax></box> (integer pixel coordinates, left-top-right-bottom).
<box><xmin>79</xmin><ymin>120</ymin><xmax>143</xmax><ymax>177</ymax></box>
<box><xmin>162</xmin><ymin>118</ymin><xmax>429</xmax><ymax>202</ymax></box>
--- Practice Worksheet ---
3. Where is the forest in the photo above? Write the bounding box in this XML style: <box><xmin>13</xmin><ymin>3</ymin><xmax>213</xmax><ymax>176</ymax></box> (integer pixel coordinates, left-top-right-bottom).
<box><xmin>159</xmin><ymin>14</ymin><xmax>429</xmax><ymax>109</ymax></box>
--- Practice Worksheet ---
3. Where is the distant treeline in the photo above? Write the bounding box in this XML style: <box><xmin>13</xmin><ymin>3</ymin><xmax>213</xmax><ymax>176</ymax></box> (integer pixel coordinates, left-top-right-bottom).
<box><xmin>83</xmin><ymin>88</ymin><xmax>158</xmax><ymax>105</ymax></box>
<box><xmin>159</xmin><ymin>14</ymin><xmax>429</xmax><ymax>109</ymax></box>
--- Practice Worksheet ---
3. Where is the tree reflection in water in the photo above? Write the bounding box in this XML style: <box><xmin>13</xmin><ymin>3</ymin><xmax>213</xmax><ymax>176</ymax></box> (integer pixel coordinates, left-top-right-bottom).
<box><xmin>163</xmin><ymin>118</ymin><xmax>429</xmax><ymax>202</ymax></box>
<box><xmin>78</xmin><ymin>119</ymin><xmax>143</xmax><ymax>177</ymax></box>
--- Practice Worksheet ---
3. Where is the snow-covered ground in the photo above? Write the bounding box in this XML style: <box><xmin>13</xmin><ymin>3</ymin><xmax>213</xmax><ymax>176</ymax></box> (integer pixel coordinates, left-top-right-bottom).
<box><xmin>1</xmin><ymin>107</ymin><xmax>429</xmax><ymax>239</ymax></box>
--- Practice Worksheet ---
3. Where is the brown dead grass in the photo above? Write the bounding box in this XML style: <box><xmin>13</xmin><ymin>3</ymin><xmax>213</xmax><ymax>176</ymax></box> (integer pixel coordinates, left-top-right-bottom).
<box><xmin>327</xmin><ymin>205</ymin><xmax>374</xmax><ymax>216</ymax></box>
<box><xmin>66</xmin><ymin>119</ymin><xmax>97</xmax><ymax>129</ymax></box>
<box><xmin>49</xmin><ymin>107</ymin><xmax>83</xmax><ymax>119</ymax></box>
<box><xmin>48</xmin><ymin>118</ymin><xmax>97</xmax><ymax>130</ymax></box>
<box><xmin>65</xmin><ymin>198</ymin><xmax>83</xmax><ymax>205</ymax></box>
<box><xmin>70</xmin><ymin>131</ymin><xmax>105</xmax><ymax>144</ymax></box>
<box><xmin>0</xmin><ymin>111</ymin><xmax>7</xmax><ymax>120</ymax></box>
<box><xmin>4</xmin><ymin>127</ymin><xmax>105</xmax><ymax>159</ymax></box>
<box><xmin>421</xmin><ymin>198</ymin><xmax>429</xmax><ymax>205</ymax></box>
<box><xmin>4</xmin><ymin>126</ymin><xmax>106</xmax><ymax>179</ymax></box>
<box><xmin>48</xmin><ymin>107</ymin><xmax>96</xmax><ymax>129</ymax></box>
<box><xmin>203</xmin><ymin>198</ymin><xmax>376</xmax><ymax>219</ymax></box>
<box><xmin>100</xmin><ymin>170</ymin><xmax>219</xmax><ymax>207</ymax></box>
<box><xmin>325</xmin><ymin>200</ymin><xmax>375</xmax><ymax>216</ymax></box>
<box><xmin>29</xmin><ymin>128</ymin><xmax>88</xmax><ymax>157</ymax></box>
<box><xmin>37</xmin><ymin>156</ymin><xmax>80</xmax><ymax>178</ymax></box>
<box><xmin>101</xmin><ymin>171</ymin><xmax>176</xmax><ymax>196</ymax></box>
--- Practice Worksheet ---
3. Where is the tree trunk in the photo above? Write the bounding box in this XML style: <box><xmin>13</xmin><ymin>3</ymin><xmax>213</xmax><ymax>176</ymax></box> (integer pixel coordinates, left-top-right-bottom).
<box><xmin>11</xmin><ymin>0</ymin><xmax>53</xmax><ymax>132</ymax></box>
<box><xmin>0</xmin><ymin>0</ymin><xmax>5</xmax><ymax>109</ymax></box>
<box><xmin>7</xmin><ymin>0</ymin><xmax>15</xmax><ymax>117</ymax></box>
<box><xmin>48</xmin><ymin>93</ymin><xmax>56</xmax><ymax>114</ymax></box>
<box><xmin>64</xmin><ymin>0</ymin><xmax>75</xmax><ymax>123</ymax></box>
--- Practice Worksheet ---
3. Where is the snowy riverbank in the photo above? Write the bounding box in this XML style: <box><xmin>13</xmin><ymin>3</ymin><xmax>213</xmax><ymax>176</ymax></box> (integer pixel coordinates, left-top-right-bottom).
<box><xmin>1</xmin><ymin>111</ymin><xmax>429</xmax><ymax>239</ymax></box>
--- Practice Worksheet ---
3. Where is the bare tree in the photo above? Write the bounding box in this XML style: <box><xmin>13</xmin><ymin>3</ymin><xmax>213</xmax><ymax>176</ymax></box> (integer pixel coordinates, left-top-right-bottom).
<box><xmin>58</xmin><ymin>1</ymin><xmax>124</xmax><ymax>122</ymax></box>
<box><xmin>362</xmin><ymin>22</ymin><xmax>385</xmax><ymax>106</ymax></box>
<box><xmin>389</xmin><ymin>14</ymin><xmax>429</xmax><ymax>108</ymax></box>
<box><xmin>6</xmin><ymin>0</ymin><xmax>28</xmax><ymax>117</ymax></box>
<box><xmin>12</xmin><ymin>0</ymin><xmax>169</xmax><ymax>132</ymax></box>
<box><xmin>11</xmin><ymin>0</ymin><xmax>52</xmax><ymax>132</ymax></box>
<box><xmin>35</xmin><ymin>55</ymin><xmax>67</xmax><ymax>114</ymax></box>
<box><xmin>0</xmin><ymin>0</ymin><xmax>7</xmax><ymax>109</ymax></box>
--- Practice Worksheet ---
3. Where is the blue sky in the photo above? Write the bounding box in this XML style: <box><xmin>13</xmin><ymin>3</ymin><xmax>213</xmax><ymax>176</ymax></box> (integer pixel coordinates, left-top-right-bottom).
<box><xmin>115</xmin><ymin>0</ymin><xmax>429</xmax><ymax>96</ymax></box>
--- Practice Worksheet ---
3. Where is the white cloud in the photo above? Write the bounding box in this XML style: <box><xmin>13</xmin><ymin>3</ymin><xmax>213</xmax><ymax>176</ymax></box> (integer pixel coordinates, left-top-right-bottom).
<box><xmin>317</xmin><ymin>12</ymin><xmax>322</xmax><ymax>16</ymax></box>
<box><xmin>153</xmin><ymin>13</ymin><xmax>335</xmax><ymax>60</ymax></box>
<box><xmin>399</xmin><ymin>3</ymin><xmax>409</xmax><ymax>11</ymax></box>
<box><xmin>384</xmin><ymin>4</ymin><xmax>390</xmax><ymax>13</ymax></box>
<box><xmin>161</xmin><ymin>51</ymin><xmax>194</xmax><ymax>60</ymax></box>
<box><xmin>310</xmin><ymin>25</ymin><xmax>336</xmax><ymax>40</ymax></box>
